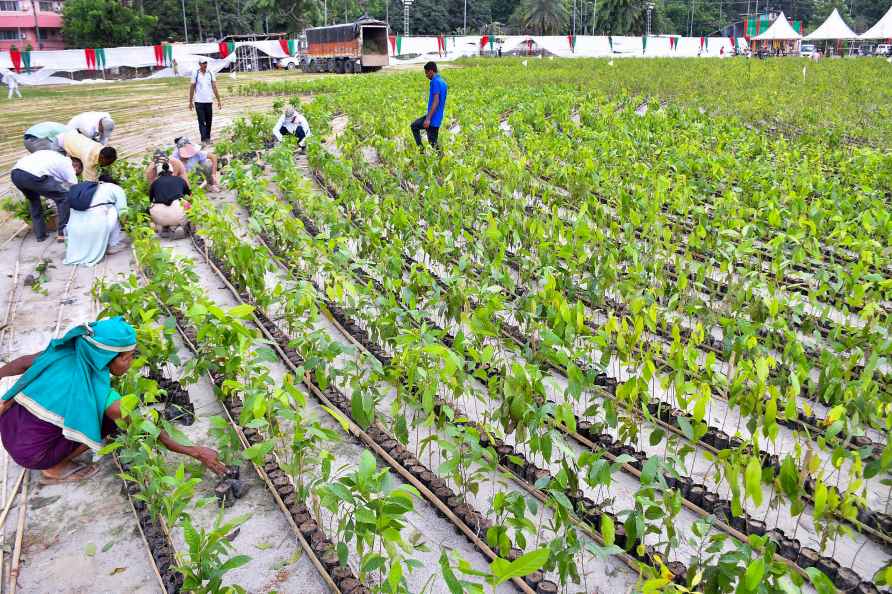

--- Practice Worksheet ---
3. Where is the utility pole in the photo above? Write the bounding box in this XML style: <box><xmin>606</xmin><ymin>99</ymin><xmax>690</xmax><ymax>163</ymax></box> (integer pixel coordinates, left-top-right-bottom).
<box><xmin>573</xmin><ymin>0</ymin><xmax>577</xmax><ymax>36</ymax></box>
<box><xmin>404</xmin><ymin>0</ymin><xmax>412</xmax><ymax>36</ymax></box>
<box><xmin>464</xmin><ymin>0</ymin><xmax>467</xmax><ymax>34</ymax></box>
<box><xmin>181</xmin><ymin>0</ymin><xmax>189</xmax><ymax>43</ymax></box>
<box><xmin>646</xmin><ymin>0</ymin><xmax>654</xmax><ymax>36</ymax></box>
<box><xmin>214</xmin><ymin>0</ymin><xmax>223</xmax><ymax>39</ymax></box>
<box><xmin>28</xmin><ymin>0</ymin><xmax>42</xmax><ymax>50</ymax></box>
<box><xmin>593</xmin><ymin>0</ymin><xmax>598</xmax><ymax>34</ymax></box>
<box><xmin>689</xmin><ymin>0</ymin><xmax>694</xmax><ymax>36</ymax></box>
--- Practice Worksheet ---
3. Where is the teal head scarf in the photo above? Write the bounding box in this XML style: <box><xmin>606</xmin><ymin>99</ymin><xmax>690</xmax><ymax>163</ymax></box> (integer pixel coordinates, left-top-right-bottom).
<box><xmin>3</xmin><ymin>317</ymin><xmax>136</xmax><ymax>450</ymax></box>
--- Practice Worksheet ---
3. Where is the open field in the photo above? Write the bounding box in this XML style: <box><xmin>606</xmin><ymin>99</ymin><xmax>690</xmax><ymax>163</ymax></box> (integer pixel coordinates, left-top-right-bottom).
<box><xmin>1</xmin><ymin>58</ymin><xmax>891</xmax><ymax>594</ymax></box>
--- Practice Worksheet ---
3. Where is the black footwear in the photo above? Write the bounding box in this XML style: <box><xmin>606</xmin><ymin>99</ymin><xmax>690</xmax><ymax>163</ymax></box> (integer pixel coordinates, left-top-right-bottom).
<box><xmin>35</xmin><ymin>235</ymin><xmax>48</xmax><ymax>242</ymax></box>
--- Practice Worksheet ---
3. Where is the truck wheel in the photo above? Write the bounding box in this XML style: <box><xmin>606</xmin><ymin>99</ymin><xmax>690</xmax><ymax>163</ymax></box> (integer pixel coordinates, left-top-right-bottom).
<box><xmin>287</xmin><ymin>62</ymin><xmax>296</xmax><ymax>71</ymax></box>
<box><xmin>336</xmin><ymin>60</ymin><xmax>345</xmax><ymax>74</ymax></box>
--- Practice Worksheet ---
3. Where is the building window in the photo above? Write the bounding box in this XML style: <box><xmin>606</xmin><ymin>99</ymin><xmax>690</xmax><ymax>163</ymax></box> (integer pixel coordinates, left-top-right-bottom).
<box><xmin>0</xmin><ymin>1</ymin><xmax>20</xmax><ymax>11</ymax></box>
<box><xmin>38</xmin><ymin>1</ymin><xmax>52</xmax><ymax>10</ymax></box>
<box><xmin>0</xmin><ymin>30</ymin><xmax>20</xmax><ymax>40</ymax></box>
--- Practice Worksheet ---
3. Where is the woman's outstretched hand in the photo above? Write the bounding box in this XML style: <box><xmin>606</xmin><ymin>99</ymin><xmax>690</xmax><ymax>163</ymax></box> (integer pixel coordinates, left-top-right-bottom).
<box><xmin>190</xmin><ymin>446</ymin><xmax>227</xmax><ymax>476</ymax></box>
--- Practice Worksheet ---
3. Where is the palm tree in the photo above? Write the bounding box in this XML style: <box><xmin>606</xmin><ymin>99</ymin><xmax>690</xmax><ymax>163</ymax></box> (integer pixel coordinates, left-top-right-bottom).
<box><xmin>516</xmin><ymin>0</ymin><xmax>569</xmax><ymax>35</ymax></box>
<box><xmin>595</xmin><ymin>0</ymin><xmax>645</xmax><ymax>34</ymax></box>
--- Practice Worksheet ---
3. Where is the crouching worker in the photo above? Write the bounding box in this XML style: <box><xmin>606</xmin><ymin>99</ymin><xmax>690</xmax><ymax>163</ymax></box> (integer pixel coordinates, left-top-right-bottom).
<box><xmin>64</xmin><ymin>177</ymin><xmax>129</xmax><ymax>266</ymax></box>
<box><xmin>0</xmin><ymin>317</ymin><xmax>226</xmax><ymax>483</ymax></box>
<box><xmin>148</xmin><ymin>153</ymin><xmax>191</xmax><ymax>238</ymax></box>
<box><xmin>172</xmin><ymin>137</ymin><xmax>219</xmax><ymax>192</ymax></box>
<box><xmin>273</xmin><ymin>106</ymin><xmax>311</xmax><ymax>147</ymax></box>
<box><xmin>10</xmin><ymin>150</ymin><xmax>82</xmax><ymax>243</ymax></box>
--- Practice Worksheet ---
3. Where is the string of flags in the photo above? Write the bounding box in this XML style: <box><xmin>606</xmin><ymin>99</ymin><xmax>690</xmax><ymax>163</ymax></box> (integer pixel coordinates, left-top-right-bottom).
<box><xmin>84</xmin><ymin>48</ymin><xmax>107</xmax><ymax>70</ymax></box>
<box><xmin>153</xmin><ymin>44</ymin><xmax>174</xmax><ymax>67</ymax></box>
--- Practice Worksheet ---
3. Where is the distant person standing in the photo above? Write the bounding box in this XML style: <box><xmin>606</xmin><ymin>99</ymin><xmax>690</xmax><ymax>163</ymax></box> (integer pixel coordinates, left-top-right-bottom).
<box><xmin>5</xmin><ymin>72</ymin><xmax>21</xmax><ymax>100</ymax></box>
<box><xmin>189</xmin><ymin>57</ymin><xmax>222</xmax><ymax>144</ymax></box>
<box><xmin>67</xmin><ymin>112</ymin><xmax>115</xmax><ymax>145</ymax></box>
<box><xmin>410</xmin><ymin>61</ymin><xmax>447</xmax><ymax>152</ymax></box>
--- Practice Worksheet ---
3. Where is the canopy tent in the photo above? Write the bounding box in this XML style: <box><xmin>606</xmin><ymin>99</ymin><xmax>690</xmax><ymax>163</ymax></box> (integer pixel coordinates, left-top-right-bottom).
<box><xmin>805</xmin><ymin>8</ymin><xmax>857</xmax><ymax>39</ymax></box>
<box><xmin>860</xmin><ymin>4</ymin><xmax>892</xmax><ymax>38</ymax></box>
<box><xmin>754</xmin><ymin>12</ymin><xmax>803</xmax><ymax>40</ymax></box>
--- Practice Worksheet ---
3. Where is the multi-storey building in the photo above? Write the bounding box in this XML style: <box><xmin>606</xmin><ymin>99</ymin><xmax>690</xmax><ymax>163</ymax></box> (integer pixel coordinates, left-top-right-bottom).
<box><xmin>0</xmin><ymin>0</ymin><xmax>64</xmax><ymax>52</ymax></box>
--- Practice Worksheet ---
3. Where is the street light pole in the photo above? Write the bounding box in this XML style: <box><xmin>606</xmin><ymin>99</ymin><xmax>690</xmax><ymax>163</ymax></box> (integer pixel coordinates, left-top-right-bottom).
<box><xmin>181</xmin><ymin>0</ymin><xmax>189</xmax><ymax>42</ymax></box>
<box><xmin>573</xmin><ymin>0</ymin><xmax>577</xmax><ymax>36</ymax></box>
<box><xmin>404</xmin><ymin>0</ymin><xmax>412</xmax><ymax>36</ymax></box>
<box><xmin>464</xmin><ymin>0</ymin><xmax>467</xmax><ymax>34</ymax></box>
<box><xmin>646</xmin><ymin>0</ymin><xmax>654</xmax><ymax>36</ymax></box>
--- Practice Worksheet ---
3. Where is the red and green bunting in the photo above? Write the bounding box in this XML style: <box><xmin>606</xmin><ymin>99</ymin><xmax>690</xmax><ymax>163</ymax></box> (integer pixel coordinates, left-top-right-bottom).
<box><xmin>669</xmin><ymin>36</ymin><xmax>680</xmax><ymax>50</ymax></box>
<box><xmin>153</xmin><ymin>44</ymin><xmax>173</xmax><ymax>67</ymax></box>
<box><xmin>278</xmin><ymin>39</ymin><xmax>297</xmax><ymax>56</ymax></box>
<box><xmin>218</xmin><ymin>41</ymin><xmax>235</xmax><ymax>58</ymax></box>
<box><xmin>480</xmin><ymin>35</ymin><xmax>489</xmax><ymax>49</ymax></box>
<box><xmin>642</xmin><ymin>35</ymin><xmax>647</xmax><ymax>54</ymax></box>
<box><xmin>436</xmin><ymin>35</ymin><xmax>446</xmax><ymax>56</ymax></box>
<box><xmin>699</xmin><ymin>36</ymin><xmax>707</xmax><ymax>51</ymax></box>
<box><xmin>608</xmin><ymin>36</ymin><xmax>613</xmax><ymax>52</ymax></box>
<box><xmin>389</xmin><ymin>34</ymin><xmax>401</xmax><ymax>55</ymax></box>
<box><xmin>567</xmin><ymin>35</ymin><xmax>576</xmax><ymax>52</ymax></box>
<box><xmin>84</xmin><ymin>48</ymin><xmax>106</xmax><ymax>70</ymax></box>
<box><xmin>8</xmin><ymin>48</ymin><xmax>33</xmax><ymax>73</ymax></box>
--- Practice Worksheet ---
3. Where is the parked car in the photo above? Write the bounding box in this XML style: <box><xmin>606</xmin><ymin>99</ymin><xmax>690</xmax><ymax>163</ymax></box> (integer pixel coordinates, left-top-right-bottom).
<box><xmin>278</xmin><ymin>56</ymin><xmax>301</xmax><ymax>70</ymax></box>
<box><xmin>875</xmin><ymin>44</ymin><xmax>891</xmax><ymax>56</ymax></box>
<box><xmin>798</xmin><ymin>43</ymin><xmax>816</xmax><ymax>58</ymax></box>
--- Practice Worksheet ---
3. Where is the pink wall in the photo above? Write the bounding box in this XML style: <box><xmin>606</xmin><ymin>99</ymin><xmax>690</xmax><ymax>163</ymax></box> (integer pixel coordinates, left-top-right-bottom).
<box><xmin>0</xmin><ymin>0</ymin><xmax>64</xmax><ymax>52</ymax></box>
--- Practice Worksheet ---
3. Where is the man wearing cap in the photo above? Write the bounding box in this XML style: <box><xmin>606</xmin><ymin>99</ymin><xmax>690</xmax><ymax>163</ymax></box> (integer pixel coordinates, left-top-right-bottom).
<box><xmin>67</xmin><ymin>112</ymin><xmax>115</xmax><ymax>145</ymax></box>
<box><xmin>172</xmin><ymin>137</ymin><xmax>220</xmax><ymax>192</ymax></box>
<box><xmin>189</xmin><ymin>58</ymin><xmax>222</xmax><ymax>144</ymax></box>
<box><xmin>273</xmin><ymin>106</ymin><xmax>311</xmax><ymax>146</ymax></box>
<box><xmin>23</xmin><ymin>122</ymin><xmax>68</xmax><ymax>153</ymax></box>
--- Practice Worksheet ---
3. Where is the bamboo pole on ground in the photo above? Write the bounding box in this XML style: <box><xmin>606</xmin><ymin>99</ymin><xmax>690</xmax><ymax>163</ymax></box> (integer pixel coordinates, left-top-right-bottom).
<box><xmin>7</xmin><ymin>472</ymin><xmax>27</xmax><ymax>594</ymax></box>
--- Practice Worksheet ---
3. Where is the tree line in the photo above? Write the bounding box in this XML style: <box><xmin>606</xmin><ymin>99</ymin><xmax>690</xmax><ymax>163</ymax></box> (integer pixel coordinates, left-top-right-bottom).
<box><xmin>62</xmin><ymin>0</ymin><xmax>890</xmax><ymax>48</ymax></box>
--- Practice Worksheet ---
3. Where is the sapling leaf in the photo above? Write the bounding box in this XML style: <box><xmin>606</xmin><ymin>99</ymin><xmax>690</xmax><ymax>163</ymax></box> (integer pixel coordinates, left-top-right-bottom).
<box><xmin>745</xmin><ymin>457</ymin><xmax>763</xmax><ymax>507</ymax></box>
<box><xmin>490</xmin><ymin>547</ymin><xmax>549</xmax><ymax>585</ymax></box>
<box><xmin>84</xmin><ymin>543</ymin><xmax>97</xmax><ymax>557</ymax></box>
<box><xmin>805</xmin><ymin>567</ymin><xmax>836</xmax><ymax>594</ymax></box>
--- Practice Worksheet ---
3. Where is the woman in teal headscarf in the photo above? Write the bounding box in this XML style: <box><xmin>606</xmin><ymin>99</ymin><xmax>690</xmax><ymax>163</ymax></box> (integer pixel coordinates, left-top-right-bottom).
<box><xmin>0</xmin><ymin>317</ymin><xmax>225</xmax><ymax>482</ymax></box>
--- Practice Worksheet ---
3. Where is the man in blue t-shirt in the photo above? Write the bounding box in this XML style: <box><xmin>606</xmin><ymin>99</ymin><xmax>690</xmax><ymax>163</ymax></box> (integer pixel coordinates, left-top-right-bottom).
<box><xmin>410</xmin><ymin>61</ymin><xmax>447</xmax><ymax>151</ymax></box>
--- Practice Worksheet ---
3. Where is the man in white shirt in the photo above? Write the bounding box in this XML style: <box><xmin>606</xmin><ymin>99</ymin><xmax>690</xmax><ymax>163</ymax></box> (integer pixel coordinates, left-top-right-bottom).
<box><xmin>5</xmin><ymin>72</ymin><xmax>21</xmax><ymax>100</ymax></box>
<box><xmin>10</xmin><ymin>151</ymin><xmax>82</xmax><ymax>242</ymax></box>
<box><xmin>67</xmin><ymin>111</ymin><xmax>115</xmax><ymax>145</ymax></box>
<box><xmin>189</xmin><ymin>57</ymin><xmax>222</xmax><ymax>143</ymax></box>
<box><xmin>273</xmin><ymin>106</ymin><xmax>311</xmax><ymax>146</ymax></box>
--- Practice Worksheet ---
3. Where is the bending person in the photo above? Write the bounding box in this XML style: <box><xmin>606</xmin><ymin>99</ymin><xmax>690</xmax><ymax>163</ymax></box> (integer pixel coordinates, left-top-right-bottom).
<box><xmin>60</xmin><ymin>130</ymin><xmax>117</xmax><ymax>181</ymax></box>
<box><xmin>148</xmin><ymin>156</ymin><xmax>191</xmax><ymax>238</ymax></box>
<box><xmin>10</xmin><ymin>150</ymin><xmax>82</xmax><ymax>242</ymax></box>
<box><xmin>172</xmin><ymin>137</ymin><xmax>219</xmax><ymax>192</ymax></box>
<box><xmin>145</xmin><ymin>149</ymin><xmax>188</xmax><ymax>185</ymax></box>
<box><xmin>67</xmin><ymin>111</ymin><xmax>115</xmax><ymax>145</ymax></box>
<box><xmin>273</xmin><ymin>106</ymin><xmax>311</xmax><ymax>146</ymax></box>
<box><xmin>0</xmin><ymin>317</ymin><xmax>226</xmax><ymax>482</ymax></box>
<box><xmin>23</xmin><ymin>122</ymin><xmax>67</xmax><ymax>153</ymax></box>
<box><xmin>64</xmin><ymin>177</ymin><xmax>129</xmax><ymax>266</ymax></box>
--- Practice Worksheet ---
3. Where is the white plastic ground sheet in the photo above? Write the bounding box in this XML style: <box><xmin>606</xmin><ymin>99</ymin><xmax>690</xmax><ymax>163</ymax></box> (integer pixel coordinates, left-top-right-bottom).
<box><xmin>0</xmin><ymin>35</ymin><xmax>753</xmax><ymax>85</ymax></box>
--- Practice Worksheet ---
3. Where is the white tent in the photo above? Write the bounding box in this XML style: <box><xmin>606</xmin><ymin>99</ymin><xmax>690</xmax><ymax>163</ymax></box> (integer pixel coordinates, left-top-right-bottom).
<box><xmin>861</xmin><ymin>4</ymin><xmax>892</xmax><ymax>38</ymax></box>
<box><xmin>805</xmin><ymin>8</ymin><xmax>857</xmax><ymax>39</ymax></box>
<box><xmin>754</xmin><ymin>11</ymin><xmax>803</xmax><ymax>40</ymax></box>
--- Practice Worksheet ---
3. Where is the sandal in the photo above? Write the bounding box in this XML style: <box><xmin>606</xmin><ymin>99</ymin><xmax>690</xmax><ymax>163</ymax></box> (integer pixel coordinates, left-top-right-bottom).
<box><xmin>40</xmin><ymin>462</ymin><xmax>99</xmax><ymax>484</ymax></box>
